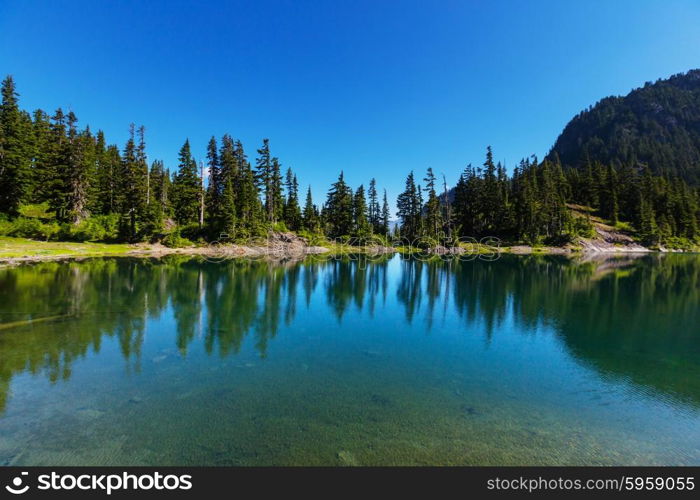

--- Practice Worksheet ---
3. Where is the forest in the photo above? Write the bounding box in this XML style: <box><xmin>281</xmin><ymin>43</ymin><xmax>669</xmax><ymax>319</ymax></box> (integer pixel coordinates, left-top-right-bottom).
<box><xmin>550</xmin><ymin>69</ymin><xmax>700</xmax><ymax>185</ymax></box>
<box><xmin>0</xmin><ymin>75</ymin><xmax>698</xmax><ymax>249</ymax></box>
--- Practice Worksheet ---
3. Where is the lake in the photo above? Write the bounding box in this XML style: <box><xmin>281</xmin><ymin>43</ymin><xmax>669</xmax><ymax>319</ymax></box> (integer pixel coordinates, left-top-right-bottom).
<box><xmin>0</xmin><ymin>253</ymin><xmax>698</xmax><ymax>465</ymax></box>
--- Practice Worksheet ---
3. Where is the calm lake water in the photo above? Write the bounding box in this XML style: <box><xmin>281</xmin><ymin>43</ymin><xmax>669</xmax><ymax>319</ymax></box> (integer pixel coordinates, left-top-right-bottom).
<box><xmin>0</xmin><ymin>253</ymin><xmax>698</xmax><ymax>465</ymax></box>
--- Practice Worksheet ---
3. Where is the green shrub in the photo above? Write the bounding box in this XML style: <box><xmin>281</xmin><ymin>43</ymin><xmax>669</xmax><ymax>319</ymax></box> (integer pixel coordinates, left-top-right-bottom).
<box><xmin>614</xmin><ymin>221</ymin><xmax>635</xmax><ymax>233</ymax></box>
<box><xmin>272</xmin><ymin>221</ymin><xmax>289</xmax><ymax>232</ymax></box>
<box><xmin>18</xmin><ymin>202</ymin><xmax>53</xmax><ymax>219</ymax></box>
<box><xmin>296</xmin><ymin>229</ymin><xmax>327</xmax><ymax>246</ymax></box>
<box><xmin>571</xmin><ymin>216</ymin><xmax>596</xmax><ymax>238</ymax></box>
<box><xmin>179</xmin><ymin>223</ymin><xmax>204</xmax><ymax>242</ymax></box>
<box><xmin>10</xmin><ymin>217</ymin><xmax>45</xmax><ymax>238</ymax></box>
<box><xmin>57</xmin><ymin>215</ymin><xmax>120</xmax><ymax>242</ymax></box>
<box><xmin>0</xmin><ymin>215</ymin><xmax>12</xmax><ymax>236</ymax></box>
<box><xmin>162</xmin><ymin>229</ymin><xmax>192</xmax><ymax>248</ymax></box>
<box><xmin>1</xmin><ymin>217</ymin><xmax>60</xmax><ymax>240</ymax></box>
<box><xmin>40</xmin><ymin>221</ymin><xmax>61</xmax><ymax>240</ymax></box>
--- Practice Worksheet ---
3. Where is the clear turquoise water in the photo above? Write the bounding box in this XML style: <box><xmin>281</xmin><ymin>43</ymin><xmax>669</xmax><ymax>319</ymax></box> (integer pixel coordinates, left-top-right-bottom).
<box><xmin>0</xmin><ymin>253</ymin><xmax>698</xmax><ymax>465</ymax></box>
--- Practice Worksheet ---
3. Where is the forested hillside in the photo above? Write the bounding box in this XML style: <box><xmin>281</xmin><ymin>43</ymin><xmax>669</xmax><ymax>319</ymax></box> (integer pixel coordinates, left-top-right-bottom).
<box><xmin>549</xmin><ymin>69</ymin><xmax>700</xmax><ymax>184</ymax></box>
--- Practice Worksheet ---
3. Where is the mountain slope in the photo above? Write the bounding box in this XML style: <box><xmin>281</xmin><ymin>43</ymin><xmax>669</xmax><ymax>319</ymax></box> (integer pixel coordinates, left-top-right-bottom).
<box><xmin>548</xmin><ymin>69</ymin><xmax>700</xmax><ymax>184</ymax></box>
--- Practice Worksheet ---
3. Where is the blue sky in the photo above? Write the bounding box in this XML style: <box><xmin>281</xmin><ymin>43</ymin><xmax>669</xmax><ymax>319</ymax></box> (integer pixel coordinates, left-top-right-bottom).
<box><xmin>1</xmin><ymin>0</ymin><xmax>699</xmax><ymax>206</ymax></box>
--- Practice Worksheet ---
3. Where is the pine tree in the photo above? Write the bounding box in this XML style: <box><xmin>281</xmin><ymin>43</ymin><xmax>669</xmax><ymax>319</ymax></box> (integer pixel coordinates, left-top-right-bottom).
<box><xmin>219</xmin><ymin>135</ymin><xmax>237</xmax><ymax>186</ymax></box>
<box><xmin>30</xmin><ymin>109</ymin><xmax>52</xmax><ymax>204</ymax></box>
<box><xmin>441</xmin><ymin>174</ymin><xmax>453</xmax><ymax>239</ymax></box>
<box><xmin>45</xmin><ymin>108</ymin><xmax>68</xmax><ymax>219</ymax></box>
<box><xmin>283</xmin><ymin>168</ymin><xmax>302</xmax><ymax>230</ymax></box>
<box><xmin>381</xmin><ymin>189</ymin><xmax>391</xmax><ymax>236</ymax></box>
<box><xmin>0</xmin><ymin>76</ymin><xmax>32</xmax><ymax>215</ymax></box>
<box><xmin>90</xmin><ymin>130</ymin><xmax>107</xmax><ymax>214</ymax></box>
<box><xmin>235</xmin><ymin>140</ymin><xmax>263</xmax><ymax>236</ymax></box>
<box><xmin>147</xmin><ymin>159</ymin><xmax>168</xmax><ymax>224</ymax></box>
<box><xmin>638</xmin><ymin>189</ymin><xmax>658</xmax><ymax>244</ymax></box>
<box><xmin>64</xmin><ymin>118</ymin><xmax>95</xmax><ymax>224</ymax></box>
<box><xmin>422</xmin><ymin>167</ymin><xmax>442</xmax><ymax>239</ymax></box>
<box><xmin>137</xmin><ymin>126</ymin><xmax>148</xmax><ymax>205</ymax></box>
<box><xmin>325</xmin><ymin>172</ymin><xmax>354</xmax><ymax>238</ymax></box>
<box><xmin>479</xmin><ymin>146</ymin><xmax>502</xmax><ymax>234</ymax></box>
<box><xmin>255</xmin><ymin>138</ymin><xmax>275</xmax><ymax>223</ymax></box>
<box><xmin>396</xmin><ymin>171</ymin><xmax>422</xmax><ymax>240</ymax></box>
<box><xmin>367</xmin><ymin>178</ymin><xmax>380</xmax><ymax>233</ymax></box>
<box><xmin>97</xmin><ymin>143</ymin><xmax>121</xmax><ymax>215</ymax></box>
<box><xmin>270</xmin><ymin>157</ymin><xmax>284</xmax><ymax>224</ymax></box>
<box><xmin>217</xmin><ymin>134</ymin><xmax>238</xmax><ymax>235</ymax></box>
<box><xmin>204</xmin><ymin>136</ymin><xmax>222</xmax><ymax>234</ymax></box>
<box><xmin>302</xmin><ymin>186</ymin><xmax>317</xmax><ymax>232</ymax></box>
<box><xmin>171</xmin><ymin>139</ymin><xmax>200</xmax><ymax>226</ymax></box>
<box><xmin>353</xmin><ymin>184</ymin><xmax>370</xmax><ymax>237</ymax></box>
<box><xmin>601</xmin><ymin>163</ymin><xmax>619</xmax><ymax>225</ymax></box>
<box><xmin>119</xmin><ymin>124</ymin><xmax>147</xmax><ymax>239</ymax></box>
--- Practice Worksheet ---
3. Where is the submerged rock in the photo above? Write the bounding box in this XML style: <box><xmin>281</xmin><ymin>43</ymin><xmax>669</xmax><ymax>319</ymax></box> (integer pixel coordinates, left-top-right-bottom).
<box><xmin>460</xmin><ymin>404</ymin><xmax>478</xmax><ymax>416</ymax></box>
<box><xmin>370</xmin><ymin>394</ymin><xmax>391</xmax><ymax>406</ymax></box>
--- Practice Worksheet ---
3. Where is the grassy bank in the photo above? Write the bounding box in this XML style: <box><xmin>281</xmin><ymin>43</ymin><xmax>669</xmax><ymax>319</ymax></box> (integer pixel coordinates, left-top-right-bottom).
<box><xmin>0</xmin><ymin>236</ymin><xmax>139</xmax><ymax>260</ymax></box>
<box><xmin>0</xmin><ymin>233</ymin><xmax>695</xmax><ymax>267</ymax></box>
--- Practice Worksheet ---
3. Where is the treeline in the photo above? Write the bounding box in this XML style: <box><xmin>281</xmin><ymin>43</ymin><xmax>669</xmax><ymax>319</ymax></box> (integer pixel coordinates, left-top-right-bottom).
<box><xmin>0</xmin><ymin>76</ymin><xmax>391</xmax><ymax>244</ymax></box>
<box><xmin>1</xmin><ymin>74</ymin><xmax>699</xmax><ymax>248</ymax></box>
<box><xmin>394</xmin><ymin>147</ymin><xmax>700</xmax><ymax>246</ymax></box>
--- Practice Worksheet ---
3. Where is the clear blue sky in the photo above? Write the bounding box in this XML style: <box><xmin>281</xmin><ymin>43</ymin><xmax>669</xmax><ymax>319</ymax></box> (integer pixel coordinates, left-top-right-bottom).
<box><xmin>1</xmin><ymin>0</ymin><xmax>699</xmax><ymax>207</ymax></box>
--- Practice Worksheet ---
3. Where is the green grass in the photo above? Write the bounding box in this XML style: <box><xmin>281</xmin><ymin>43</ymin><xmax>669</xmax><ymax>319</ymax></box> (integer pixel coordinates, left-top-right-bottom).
<box><xmin>0</xmin><ymin>236</ymin><xmax>136</xmax><ymax>260</ymax></box>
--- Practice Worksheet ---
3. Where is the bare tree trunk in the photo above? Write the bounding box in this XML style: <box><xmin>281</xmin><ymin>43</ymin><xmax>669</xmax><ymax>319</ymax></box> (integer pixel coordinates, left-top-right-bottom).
<box><xmin>199</xmin><ymin>161</ymin><xmax>205</xmax><ymax>228</ymax></box>
<box><xmin>442</xmin><ymin>174</ymin><xmax>452</xmax><ymax>240</ymax></box>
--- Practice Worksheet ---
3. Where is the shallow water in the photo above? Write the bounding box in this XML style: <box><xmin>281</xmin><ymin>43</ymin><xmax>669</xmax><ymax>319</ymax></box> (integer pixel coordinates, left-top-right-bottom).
<box><xmin>0</xmin><ymin>253</ymin><xmax>698</xmax><ymax>465</ymax></box>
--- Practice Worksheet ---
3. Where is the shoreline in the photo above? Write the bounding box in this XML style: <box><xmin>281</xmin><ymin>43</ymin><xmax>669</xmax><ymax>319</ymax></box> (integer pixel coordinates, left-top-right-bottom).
<box><xmin>1</xmin><ymin>236</ymin><xmax>695</xmax><ymax>267</ymax></box>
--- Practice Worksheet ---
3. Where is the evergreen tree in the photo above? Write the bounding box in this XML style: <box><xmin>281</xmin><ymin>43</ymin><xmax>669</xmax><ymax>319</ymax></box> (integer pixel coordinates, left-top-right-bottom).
<box><xmin>220</xmin><ymin>175</ymin><xmax>237</xmax><ymax>235</ymax></box>
<box><xmin>283</xmin><ymin>168</ymin><xmax>302</xmax><ymax>230</ymax></box>
<box><xmin>353</xmin><ymin>184</ymin><xmax>370</xmax><ymax>237</ymax></box>
<box><xmin>171</xmin><ymin>139</ymin><xmax>200</xmax><ymax>226</ymax></box>
<box><xmin>204</xmin><ymin>136</ymin><xmax>222</xmax><ymax>234</ymax></box>
<box><xmin>236</xmin><ymin>140</ymin><xmax>263</xmax><ymax>236</ymax></box>
<box><xmin>422</xmin><ymin>167</ymin><xmax>442</xmax><ymax>239</ymax></box>
<box><xmin>216</xmin><ymin>134</ymin><xmax>238</xmax><ymax>235</ymax></box>
<box><xmin>118</xmin><ymin>124</ymin><xmax>148</xmax><ymax>238</ymax></box>
<box><xmin>0</xmin><ymin>76</ymin><xmax>32</xmax><ymax>215</ymax></box>
<box><xmin>367</xmin><ymin>178</ymin><xmax>380</xmax><ymax>233</ymax></box>
<box><xmin>270</xmin><ymin>157</ymin><xmax>284</xmax><ymax>224</ymax></box>
<box><xmin>381</xmin><ymin>189</ymin><xmax>391</xmax><ymax>236</ymax></box>
<box><xmin>302</xmin><ymin>186</ymin><xmax>317</xmax><ymax>232</ymax></box>
<box><xmin>44</xmin><ymin>108</ymin><xmax>69</xmax><ymax>219</ymax></box>
<box><xmin>600</xmin><ymin>163</ymin><xmax>619</xmax><ymax>224</ymax></box>
<box><xmin>65</xmin><ymin>119</ymin><xmax>95</xmax><ymax>223</ymax></box>
<box><xmin>148</xmin><ymin>159</ymin><xmax>170</xmax><ymax>222</ymax></box>
<box><xmin>396</xmin><ymin>171</ymin><xmax>422</xmax><ymax>240</ymax></box>
<box><xmin>29</xmin><ymin>109</ymin><xmax>52</xmax><ymax>203</ymax></box>
<box><xmin>255</xmin><ymin>138</ymin><xmax>276</xmax><ymax>223</ymax></box>
<box><xmin>96</xmin><ymin>143</ymin><xmax>121</xmax><ymax>215</ymax></box>
<box><xmin>325</xmin><ymin>172</ymin><xmax>354</xmax><ymax>238</ymax></box>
